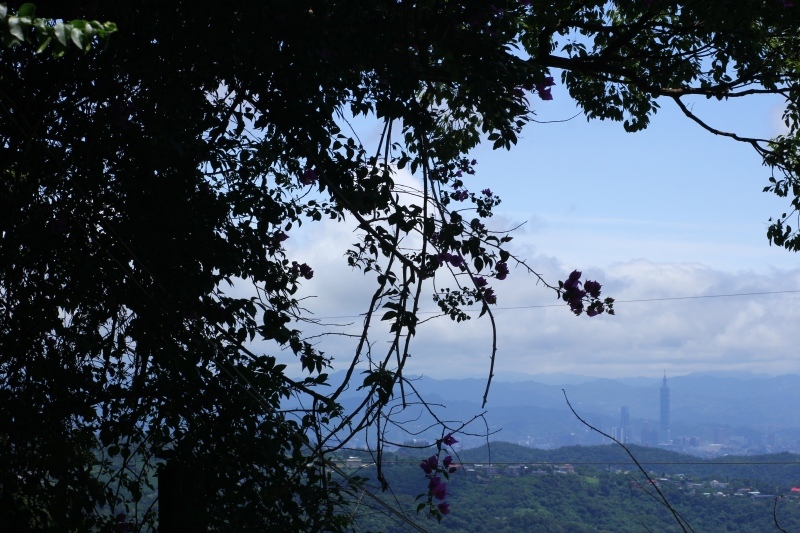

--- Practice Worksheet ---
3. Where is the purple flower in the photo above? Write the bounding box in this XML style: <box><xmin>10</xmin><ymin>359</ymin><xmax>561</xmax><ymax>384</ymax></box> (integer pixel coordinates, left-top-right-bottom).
<box><xmin>564</xmin><ymin>270</ymin><xmax>582</xmax><ymax>290</ymax></box>
<box><xmin>299</xmin><ymin>263</ymin><xmax>314</xmax><ymax>280</ymax></box>
<box><xmin>448</xmin><ymin>255</ymin><xmax>464</xmax><ymax>268</ymax></box>
<box><xmin>428</xmin><ymin>477</ymin><xmax>448</xmax><ymax>500</ymax></box>
<box><xmin>586</xmin><ymin>307</ymin><xmax>599</xmax><ymax>317</ymax></box>
<box><xmin>536</xmin><ymin>76</ymin><xmax>555</xmax><ymax>90</ymax></box>
<box><xmin>437</xmin><ymin>501</ymin><xmax>451</xmax><ymax>515</ymax></box>
<box><xmin>484</xmin><ymin>288</ymin><xmax>497</xmax><ymax>304</ymax></box>
<box><xmin>436</xmin><ymin>252</ymin><xmax>463</xmax><ymax>268</ymax></box>
<box><xmin>420</xmin><ymin>455</ymin><xmax>438</xmax><ymax>475</ymax></box>
<box><xmin>512</xmin><ymin>87</ymin><xmax>524</xmax><ymax>98</ymax></box>
<box><xmin>584</xmin><ymin>280</ymin><xmax>601</xmax><ymax>298</ymax></box>
<box><xmin>562</xmin><ymin>271</ymin><xmax>588</xmax><ymax>315</ymax></box>
<box><xmin>275</xmin><ymin>231</ymin><xmax>289</xmax><ymax>242</ymax></box>
<box><xmin>299</xmin><ymin>169</ymin><xmax>318</xmax><ymax>185</ymax></box>
<box><xmin>569</xmin><ymin>299</ymin><xmax>584</xmax><ymax>315</ymax></box>
<box><xmin>482</xmin><ymin>188</ymin><xmax>493</xmax><ymax>197</ymax></box>
<box><xmin>442</xmin><ymin>433</ymin><xmax>458</xmax><ymax>446</ymax></box>
<box><xmin>784</xmin><ymin>0</ymin><xmax>794</xmax><ymax>7</ymax></box>
<box><xmin>443</xmin><ymin>455</ymin><xmax>453</xmax><ymax>468</ymax></box>
<box><xmin>472</xmin><ymin>276</ymin><xmax>488</xmax><ymax>288</ymax></box>
<box><xmin>455</xmin><ymin>190</ymin><xmax>468</xmax><ymax>201</ymax></box>
<box><xmin>495</xmin><ymin>262</ymin><xmax>509</xmax><ymax>280</ymax></box>
<box><xmin>535</xmin><ymin>77</ymin><xmax>556</xmax><ymax>101</ymax></box>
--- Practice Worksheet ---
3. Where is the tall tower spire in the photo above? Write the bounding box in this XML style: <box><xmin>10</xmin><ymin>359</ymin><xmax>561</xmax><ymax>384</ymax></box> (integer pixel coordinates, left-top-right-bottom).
<box><xmin>660</xmin><ymin>371</ymin><xmax>670</xmax><ymax>444</ymax></box>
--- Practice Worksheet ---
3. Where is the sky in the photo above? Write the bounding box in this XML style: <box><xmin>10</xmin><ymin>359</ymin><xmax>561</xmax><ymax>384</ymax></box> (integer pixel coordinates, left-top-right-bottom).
<box><xmin>273</xmin><ymin>80</ymin><xmax>800</xmax><ymax>383</ymax></box>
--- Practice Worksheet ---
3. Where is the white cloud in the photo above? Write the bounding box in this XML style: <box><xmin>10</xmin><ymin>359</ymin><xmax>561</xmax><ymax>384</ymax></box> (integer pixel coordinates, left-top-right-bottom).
<box><xmin>226</xmin><ymin>158</ymin><xmax>800</xmax><ymax>382</ymax></box>
<box><xmin>278</xmin><ymin>205</ymin><xmax>800</xmax><ymax>380</ymax></box>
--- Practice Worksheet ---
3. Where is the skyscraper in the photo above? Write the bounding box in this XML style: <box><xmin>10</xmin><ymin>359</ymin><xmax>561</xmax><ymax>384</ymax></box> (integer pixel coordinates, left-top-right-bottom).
<box><xmin>660</xmin><ymin>372</ymin><xmax>670</xmax><ymax>444</ymax></box>
<box><xmin>620</xmin><ymin>406</ymin><xmax>630</xmax><ymax>443</ymax></box>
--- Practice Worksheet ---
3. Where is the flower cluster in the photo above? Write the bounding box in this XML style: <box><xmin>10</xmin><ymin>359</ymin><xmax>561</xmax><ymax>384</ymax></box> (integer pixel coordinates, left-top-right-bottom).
<box><xmin>495</xmin><ymin>262</ymin><xmax>509</xmax><ymax>280</ymax></box>
<box><xmin>291</xmin><ymin>261</ymin><xmax>314</xmax><ymax>280</ymax></box>
<box><xmin>535</xmin><ymin>76</ymin><xmax>555</xmax><ymax>100</ymax></box>
<box><xmin>436</xmin><ymin>252</ymin><xmax>465</xmax><ymax>269</ymax></box>
<box><xmin>418</xmin><ymin>433</ymin><xmax>459</xmax><ymax>521</ymax></box>
<box><xmin>435</xmin><ymin>157</ymin><xmax>477</xmax><ymax>181</ymax></box>
<box><xmin>452</xmin><ymin>188</ymin><xmax>469</xmax><ymax>201</ymax></box>
<box><xmin>299</xmin><ymin>168</ymin><xmax>318</xmax><ymax>185</ymax></box>
<box><xmin>559</xmin><ymin>270</ymin><xmax>614</xmax><ymax>316</ymax></box>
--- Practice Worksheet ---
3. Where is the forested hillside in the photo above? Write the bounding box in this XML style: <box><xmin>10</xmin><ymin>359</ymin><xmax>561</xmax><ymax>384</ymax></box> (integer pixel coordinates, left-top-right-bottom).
<box><xmin>345</xmin><ymin>443</ymin><xmax>800</xmax><ymax>532</ymax></box>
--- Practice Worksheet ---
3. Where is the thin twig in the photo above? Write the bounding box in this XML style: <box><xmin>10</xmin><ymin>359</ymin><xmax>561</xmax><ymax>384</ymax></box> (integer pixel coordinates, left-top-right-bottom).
<box><xmin>562</xmin><ymin>389</ymin><xmax>694</xmax><ymax>533</ymax></box>
<box><xmin>773</xmin><ymin>496</ymin><xmax>790</xmax><ymax>533</ymax></box>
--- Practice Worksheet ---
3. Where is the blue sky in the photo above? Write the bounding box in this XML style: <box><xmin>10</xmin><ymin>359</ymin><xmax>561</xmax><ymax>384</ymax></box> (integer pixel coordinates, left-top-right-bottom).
<box><xmin>275</xmin><ymin>82</ymin><xmax>800</xmax><ymax>383</ymax></box>
<box><xmin>474</xmin><ymin>86</ymin><xmax>794</xmax><ymax>272</ymax></box>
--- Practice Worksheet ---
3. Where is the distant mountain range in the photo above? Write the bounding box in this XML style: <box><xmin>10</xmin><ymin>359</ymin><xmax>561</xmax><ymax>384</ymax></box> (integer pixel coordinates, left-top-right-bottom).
<box><xmin>322</xmin><ymin>370</ymin><xmax>800</xmax><ymax>449</ymax></box>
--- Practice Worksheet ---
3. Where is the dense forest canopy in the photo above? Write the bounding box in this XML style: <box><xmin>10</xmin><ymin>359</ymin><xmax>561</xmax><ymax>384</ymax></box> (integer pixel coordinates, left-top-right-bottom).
<box><xmin>2</xmin><ymin>1</ymin><xmax>800</xmax><ymax>530</ymax></box>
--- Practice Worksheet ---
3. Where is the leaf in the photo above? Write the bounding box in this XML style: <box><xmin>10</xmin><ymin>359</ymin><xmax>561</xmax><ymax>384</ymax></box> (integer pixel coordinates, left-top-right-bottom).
<box><xmin>18</xmin><ymin>3</ymin><xmax>36</xmax><ymax>18</ymax></box>
<box><xmin>70</xmin><ymin>25</ymin><xmax>84</xmax><ymax>49</ymax></box>
<box><xmin>8</xmin><ymin>17</ymin><xmax>25</xmax><ymax>43</ymax></box>
<box><xmin>35</xmin><ymin>36</ymin><xmax>52</xmax><ymax>54</ymax></box>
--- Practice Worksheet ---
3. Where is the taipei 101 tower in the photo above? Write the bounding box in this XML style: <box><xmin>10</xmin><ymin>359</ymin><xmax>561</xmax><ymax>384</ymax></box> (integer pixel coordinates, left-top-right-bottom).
<box><xmin>660</xmin><ymin>372</ymin><xmax>671</xmax><ymax>444</ymax></box>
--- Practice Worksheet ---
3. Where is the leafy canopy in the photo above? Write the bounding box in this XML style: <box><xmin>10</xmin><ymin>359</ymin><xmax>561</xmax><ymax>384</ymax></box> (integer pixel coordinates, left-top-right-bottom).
<box><xmin>2</xmin><ymin>0</ymin><xmax>800</xmax><ymax>530</ymax></box>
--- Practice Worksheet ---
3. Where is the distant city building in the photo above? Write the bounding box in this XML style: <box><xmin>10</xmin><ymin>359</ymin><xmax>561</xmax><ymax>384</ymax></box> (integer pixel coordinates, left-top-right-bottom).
<box><xmin>620</xmin><ymin>406</ymin><xmax>631</xmax><ymax>443</ymax></box>
<box><xmin>660</xmin><ymin>372</ymin><xmax>671</xmax><ymax>444</ymax></box>
<box><xmin>640</xmin><ymin>420</ymin><xmax>659</xmax><ymax>446</ymax></box>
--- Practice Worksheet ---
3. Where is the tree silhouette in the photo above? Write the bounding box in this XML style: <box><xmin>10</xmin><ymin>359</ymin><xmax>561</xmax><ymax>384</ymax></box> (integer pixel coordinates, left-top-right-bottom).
<box><xmin>2</xmin><ymin>1</ymin><xmax>800</xmax><ymax>530</ymax></box>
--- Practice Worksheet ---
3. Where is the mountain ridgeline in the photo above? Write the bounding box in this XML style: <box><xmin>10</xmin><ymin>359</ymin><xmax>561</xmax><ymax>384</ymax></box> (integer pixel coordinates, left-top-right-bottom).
<box><xmin>330</xmin><ymin>371</ymin><xmax>800</xmax><ymax>453</ymax></box>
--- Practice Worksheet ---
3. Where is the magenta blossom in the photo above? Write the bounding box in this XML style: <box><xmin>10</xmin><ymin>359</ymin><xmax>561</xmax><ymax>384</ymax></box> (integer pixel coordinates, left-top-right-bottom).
<box><xmin>436</xmin><ymin>252</ymin><xmax>464</xmax><ymax>268</ymax></box>
<box><xmin>298</xmin><ymin>263</ymin><xmax>314</xmax><ymax>280</ymax></box>
<box><xmin>420</xmin><ymin>455</ymin><xmax>438</xmax><ymax>475</ymax></box>
<box><xmin>428</xmin><ymin>477</ymin><xmax>448</xmax><ymax>500</ymax></box>
<box><xmin>437</xmin><ymin>501</ymin><xmax>451</xmax><ymax>515</ymax></box>
<box><xmin>472</xmin><ymin>276</ymin><xmax>488</xmax><ymax>288</ymax></box>
<box><xmin>299</xmin><ymin>169</ymin><xmax>318</xmax><ymax>185</ymax></box>
<box><xmin>564</xmin><ymin>269</ymin><xmax>582</xmax><ymax>290</ymax></box>
<box><xmin>562</xmin><ymin>270</ymin><xmax>588</xmax><ymax>315</ymax></box>
<box><xmin>442</xmin><ymin>433</ymin><xmax>458</xmax><ymax>446</ymax></box>
<box><xmin>482</xmin><ymin>188</ymin><xmax>493</xmax><ymax>197</ymax></box>
<box><xmin>483</xmin><ymin>288</ymin><xmax>497</xmax><ymax>304</ymax></box>
<box><xmin>535</xmin><ymin>76</ymin><xmax>555</xmax><ymax>100</ymax></box>
<box><xmin>495</xmin><ymin>262</ymin><xmax>509</xmax><ymax>280</ymax></box>
<box><xmin>584</xmin><ymin>279</ymin><xmax>601</xmax><ymax>298</ymax></box>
